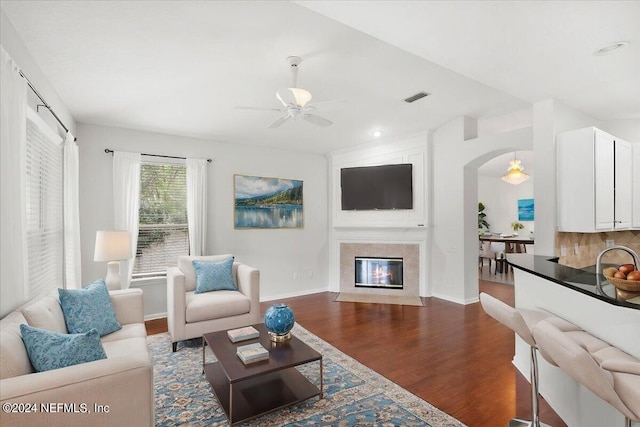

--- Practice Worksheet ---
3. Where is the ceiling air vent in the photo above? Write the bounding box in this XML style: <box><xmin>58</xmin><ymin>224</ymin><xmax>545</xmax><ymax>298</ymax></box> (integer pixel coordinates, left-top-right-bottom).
<box><xmin>404</xmin><ymin>92</ymin><xmax>430</xmax><ymax>103</ymax></box>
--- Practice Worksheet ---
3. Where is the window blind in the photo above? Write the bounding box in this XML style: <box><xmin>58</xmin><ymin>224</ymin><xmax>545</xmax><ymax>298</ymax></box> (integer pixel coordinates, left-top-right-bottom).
<box><xmin>134</xmin><ymin>162</ymin><xmax>189</xmax><ymax>276</ymax></box>
<box><xmin>25</xmin><ymin>111</ymin><xmax>64</xmax><ymax>297</ymax></box>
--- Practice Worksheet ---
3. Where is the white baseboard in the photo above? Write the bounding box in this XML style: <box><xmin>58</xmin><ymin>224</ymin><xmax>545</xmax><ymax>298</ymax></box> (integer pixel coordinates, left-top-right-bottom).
<box><xmin>260</xmin><ymin>287</ymin><xmax>328</xmax><ymax>302</ymax></box>
<box><xmin>430</xmin><ymin>292</ymin><xmax>479</xmax><ymax>305</ymax></box>
<box><xmin>144</xmin><ymin>312</ymin><xmax>168</xmax><ymax>322</ymax></box>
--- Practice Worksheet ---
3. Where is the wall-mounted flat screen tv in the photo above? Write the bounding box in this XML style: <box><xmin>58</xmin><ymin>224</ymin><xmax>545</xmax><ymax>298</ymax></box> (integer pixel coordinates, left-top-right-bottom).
<box><xmin>341</xmin><ymin>163</ymin><xmax>413</xmax><ymax>210</ymax></box>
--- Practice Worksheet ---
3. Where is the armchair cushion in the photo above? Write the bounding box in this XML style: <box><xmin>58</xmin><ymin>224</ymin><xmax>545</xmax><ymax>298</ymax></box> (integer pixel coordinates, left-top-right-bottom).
<box><xmin>186</xmin><ymin>290</ymin><xmax>251</xmax><ymax>323</ymax></box>
<box><xmin>58</xmin><ymin>280</ymin><xmax>122</xmax><ymax>337</ymax></box>
<box><xmin>193</xmin><ymin>257</ymin><xmax>236</xmax><ymax>293</ymax></box>
<box><xmin>20</xmin><ymin>325</ymin><xmax>107</xmax><ymax>373</ymax></box>
<box><xmin>178</xmin><ymin>254</ymin><xmax>234</xmax><ymax>292</ymax></box>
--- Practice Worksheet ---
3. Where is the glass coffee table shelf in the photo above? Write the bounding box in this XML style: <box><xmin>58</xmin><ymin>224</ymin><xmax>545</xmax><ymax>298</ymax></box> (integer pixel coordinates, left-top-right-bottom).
<box><xmin>202</xmin><ymin>323</ymin><xmax>323</xmax><ymax>426</ymax></box>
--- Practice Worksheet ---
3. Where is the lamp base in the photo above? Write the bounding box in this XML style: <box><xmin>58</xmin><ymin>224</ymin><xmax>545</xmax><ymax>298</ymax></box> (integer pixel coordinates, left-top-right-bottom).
<box><xmin>104</xmin><ymin>261</ymin><xmax>122</xmax><ymax>291</ymax></box>
<box><xmin>268</xmin><ymin>331</ymin><xmax>292</xmax><ymax>343</ymax></box>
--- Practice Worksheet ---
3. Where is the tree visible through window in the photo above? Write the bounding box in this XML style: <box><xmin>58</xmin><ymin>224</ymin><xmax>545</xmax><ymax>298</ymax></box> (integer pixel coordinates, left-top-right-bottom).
<box><xmin>134</xmin><ymin>162</ymin><xmax>189</xmax><ymax>277</ymax></box>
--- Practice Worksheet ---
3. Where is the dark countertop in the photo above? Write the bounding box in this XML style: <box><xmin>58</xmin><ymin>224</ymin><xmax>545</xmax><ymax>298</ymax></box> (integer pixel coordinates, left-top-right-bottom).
<box><xmin>506</xmin><ymin>254</ymin><xmax>639</xmax><ymax>310</ymax></box>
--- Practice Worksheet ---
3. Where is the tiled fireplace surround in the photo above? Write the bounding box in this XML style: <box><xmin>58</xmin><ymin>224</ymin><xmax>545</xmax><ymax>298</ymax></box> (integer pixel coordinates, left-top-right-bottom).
<box><xmin>339</xmin><ymin>242</ymin><xmax>421</xmax><ymax>298</ymax></box>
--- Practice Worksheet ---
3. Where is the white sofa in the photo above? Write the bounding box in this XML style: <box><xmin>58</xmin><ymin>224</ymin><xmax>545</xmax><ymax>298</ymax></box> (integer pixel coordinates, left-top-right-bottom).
<box><xmin>0</xmin><ymin>288</ymin><xmax>153</xmax><ymax>427</ymax></box>
<box><xmin>167</xmin><ymin>255</ymin><xmax>260</xmax><ymax>352</ymax></box>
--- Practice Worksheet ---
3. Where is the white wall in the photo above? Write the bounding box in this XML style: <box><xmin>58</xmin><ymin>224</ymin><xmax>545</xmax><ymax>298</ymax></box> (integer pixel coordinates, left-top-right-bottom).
<box><xmin>477</xmin><ymin>108</ymin><xmax>532</xmax><ymax>138</ymax></box>
<box><xmin>431</xmin><ymin>117</ymin><xmax>533</xmax><ymax>304</ymax></box>
<box><xmin>0</xmin><ymin>10</ymin><xmax>76</xmax><ymax>136</ymax></box>
<box><xmin>478</xmin><ymin>174</ymin><xmax>534</xmax><ymax>237</ymax></box>
<box><xmin>77</xmin><ymin>124</ymin><xmax>328</xmax><ymax>318</ymax></box>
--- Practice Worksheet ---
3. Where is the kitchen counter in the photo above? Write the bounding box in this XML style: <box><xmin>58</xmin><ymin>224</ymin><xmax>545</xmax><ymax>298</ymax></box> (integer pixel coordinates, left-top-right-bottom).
<box><xmin>506</xmin><ymin>253</ymin><xmax>639</xmax><ymax>309</ymax></box>
<box><xmin>505</xmin><ymin>253</ymin><xmax>640</xmax><ymax>427</ymax></box>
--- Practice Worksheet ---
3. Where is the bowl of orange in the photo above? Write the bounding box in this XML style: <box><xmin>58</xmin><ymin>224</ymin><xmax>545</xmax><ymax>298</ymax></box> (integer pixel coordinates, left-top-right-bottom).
<box><xmin>603</xmin><ymin>264</ymin><xmax>640</xmax><ymax>299</ymax></box>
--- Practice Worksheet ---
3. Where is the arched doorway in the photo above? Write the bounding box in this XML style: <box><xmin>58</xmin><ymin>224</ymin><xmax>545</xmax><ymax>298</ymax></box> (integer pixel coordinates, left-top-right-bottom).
<box><xmin>477</xmin><ymin>151</ymin><xmax>534</xmax><ymax>283</ymax></box>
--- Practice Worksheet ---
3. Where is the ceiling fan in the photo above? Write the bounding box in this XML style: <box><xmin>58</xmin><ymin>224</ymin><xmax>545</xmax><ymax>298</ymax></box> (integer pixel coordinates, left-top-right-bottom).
<box><xmin>235</xmin><ymin>56</ymin><xmax>348</xmax><ymax>128</ymax></box>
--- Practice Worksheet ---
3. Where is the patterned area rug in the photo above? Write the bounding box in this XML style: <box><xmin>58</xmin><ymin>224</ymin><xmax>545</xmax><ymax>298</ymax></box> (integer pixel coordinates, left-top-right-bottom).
<box><xmin>148</xmin><ymin>324</ymin><xmax>465</xmax><ymax>426</ymax></box>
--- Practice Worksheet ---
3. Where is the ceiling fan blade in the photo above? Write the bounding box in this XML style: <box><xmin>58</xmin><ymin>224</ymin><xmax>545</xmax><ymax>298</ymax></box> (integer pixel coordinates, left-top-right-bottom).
<box><xmin>268</xmin><ymin>115</ymin><xmax>291</xmax><ymax>129</ymax></box>
<box><xmin>235</xmin><ymin>106</ymin><xmax>283</xmax><ymax>112</ymax></box>
<box><xmin>276</xmin><ymin>89</ymin><xmax>297</xmax><ymax>107</ymax></box>
<box><xmin>304</xmin><ymin>99</ymin><xmax>349</xmax><ymax>112</ymax></box>
<box><xmin>302</xmin><ymin>114</ymin><xmax>332</xmax><ymax>127</ymax></box>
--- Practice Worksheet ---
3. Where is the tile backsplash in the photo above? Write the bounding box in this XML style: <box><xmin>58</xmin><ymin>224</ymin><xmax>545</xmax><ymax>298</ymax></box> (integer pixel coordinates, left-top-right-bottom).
<box><xmin>556</xmin><ymin>230</ymin><xmax>640</xmax><ymax>268</ymax></box>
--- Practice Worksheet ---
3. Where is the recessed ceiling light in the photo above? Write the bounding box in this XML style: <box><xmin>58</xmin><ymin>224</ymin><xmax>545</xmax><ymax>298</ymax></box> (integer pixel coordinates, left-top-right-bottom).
<box><xmin>593</xmin><ymin>41</ymin><xmax>629</xmax><ymax>56</ymax></box>
<box><xmin>372</xmin><ymin>130</ymin><xmax>382</xmax><ymax>138</ymax></box>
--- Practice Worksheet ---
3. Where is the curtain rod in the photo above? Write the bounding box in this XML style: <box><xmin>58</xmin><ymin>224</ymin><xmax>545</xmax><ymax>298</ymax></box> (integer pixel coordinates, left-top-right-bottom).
<box><xmin>104</xmin><ymin>149</ymin><xmax>212</xmax><ymax>163</ymax></box>
<box><xmin>18</xmin><ymin>70</ymin><xmax>77</xmax><ymax>142</ymax></box>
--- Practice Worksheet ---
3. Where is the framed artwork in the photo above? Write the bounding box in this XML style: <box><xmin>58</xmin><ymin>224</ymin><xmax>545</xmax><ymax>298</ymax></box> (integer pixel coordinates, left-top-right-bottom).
<box><xmin>518</xmin><ymin>198</ymin><xmax>534</xmax><ymax>221</ymax></box>
<box><xmin>234</xmin><ymin>174</ymin><xmax>303</xmax><ymax>229</ymax></box>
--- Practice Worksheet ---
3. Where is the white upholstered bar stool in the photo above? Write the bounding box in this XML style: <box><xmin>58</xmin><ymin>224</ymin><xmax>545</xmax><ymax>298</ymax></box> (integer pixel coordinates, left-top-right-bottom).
<box><xmin>479</xmin><ymin>293</ymin><xmax>562</xmax><ymax>427</ymax></box>
<box><xmin>532</xmin><ymin>320</ymin><xmax>640</xmax><ymax>427</ymax></box>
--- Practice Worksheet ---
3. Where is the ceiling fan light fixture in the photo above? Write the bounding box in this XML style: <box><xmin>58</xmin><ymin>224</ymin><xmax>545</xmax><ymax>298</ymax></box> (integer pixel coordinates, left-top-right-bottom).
<box><xmin>289</xmin><ymin>87</ymin><xmax>312</xmax><ymax>108</ymax></box>
<box><xmin>501</xmin><ymin>154</ymin><xmax>530</xmax><ymax>185</ymax></box>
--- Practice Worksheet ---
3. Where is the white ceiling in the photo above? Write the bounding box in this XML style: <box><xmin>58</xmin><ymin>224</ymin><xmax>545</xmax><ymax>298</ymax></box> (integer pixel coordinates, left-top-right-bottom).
<box><xmin>2</xmin><ymin>1</ymin><xmax>638</xmax><ymax>158</ymax></box>
<box><xmin>298</xmin><ymin>0</ymin><xmax>640</xmax><ymax>121</ymax></box>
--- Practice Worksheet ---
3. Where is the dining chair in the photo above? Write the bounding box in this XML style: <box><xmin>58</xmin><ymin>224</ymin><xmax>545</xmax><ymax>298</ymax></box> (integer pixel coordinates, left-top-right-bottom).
<box><xmin>479</xmin><ymin>240</ymin><xmax>496</xmax><ymax>272</ymax></box>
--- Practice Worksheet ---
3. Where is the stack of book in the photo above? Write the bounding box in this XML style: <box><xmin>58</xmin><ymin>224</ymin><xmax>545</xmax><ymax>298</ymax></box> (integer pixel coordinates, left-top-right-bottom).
<box><xmin>236</xmin><ymin>343</ymin><xmax>269</xmax><ymax>364</ymax></box>
<box><xmin>227</xmin><ymin>326</ymin><xmax>259</xmax><ymax>343</ymax></box>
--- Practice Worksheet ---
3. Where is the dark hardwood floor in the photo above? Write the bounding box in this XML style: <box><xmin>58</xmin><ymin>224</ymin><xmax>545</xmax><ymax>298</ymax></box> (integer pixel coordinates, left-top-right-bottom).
<box><xmin>146</xmin><ymin>279</ymin><xmax>566</xmax><ymax>427</ymax></box>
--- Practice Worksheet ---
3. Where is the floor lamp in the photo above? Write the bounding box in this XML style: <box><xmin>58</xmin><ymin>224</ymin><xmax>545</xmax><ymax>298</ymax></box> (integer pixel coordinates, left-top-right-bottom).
<box><xmin>94</xmin><ymin>230</ymin><xmax>132</xmax><ymax>290</ymax></box>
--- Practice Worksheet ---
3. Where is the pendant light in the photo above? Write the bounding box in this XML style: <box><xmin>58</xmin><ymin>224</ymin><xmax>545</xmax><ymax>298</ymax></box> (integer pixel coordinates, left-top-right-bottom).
<box><xmin>501</xmin><ymin>152</ymin><xmax>530</xmax><ymax>185</ymax></box>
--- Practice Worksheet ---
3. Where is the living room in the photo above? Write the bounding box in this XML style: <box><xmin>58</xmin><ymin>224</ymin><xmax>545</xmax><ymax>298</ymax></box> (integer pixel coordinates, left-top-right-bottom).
<box><xmin>1</xmin><ymin>2</ymin><xmax>639</xmax><ymax>427</ymax></box>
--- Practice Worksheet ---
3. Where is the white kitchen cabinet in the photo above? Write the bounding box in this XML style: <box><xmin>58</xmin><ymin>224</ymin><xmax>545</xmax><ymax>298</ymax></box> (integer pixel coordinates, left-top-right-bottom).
<box><xmin>557</xmin><ymin>127</ymin><xmax>632</xmax><ymax>232</ymax></box>
<box><xmin>633</xmin><ymin>143</ymin><xmax>640</xmax><ymax>229</ymax></box>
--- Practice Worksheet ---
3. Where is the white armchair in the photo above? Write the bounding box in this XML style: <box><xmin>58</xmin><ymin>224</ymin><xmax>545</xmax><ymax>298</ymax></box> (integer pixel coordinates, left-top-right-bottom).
<box><xmin>167</xmin><ymin>254</ymin><xmax>260</xmax><ymax>352</ymax></box>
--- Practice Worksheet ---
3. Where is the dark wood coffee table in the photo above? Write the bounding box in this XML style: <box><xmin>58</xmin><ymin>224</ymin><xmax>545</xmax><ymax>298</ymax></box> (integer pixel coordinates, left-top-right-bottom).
<box><xmin>202</xmin><ymin>323</ymin><xmax>323</xmax><ymax>425</ymax></box>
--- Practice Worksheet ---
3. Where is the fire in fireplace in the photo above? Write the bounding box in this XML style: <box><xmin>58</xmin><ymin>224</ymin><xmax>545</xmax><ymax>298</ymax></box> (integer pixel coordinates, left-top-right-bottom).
<box><xmin>355</xmin><ymin>257</ymin><xmax>403</xmax><ymax>289</ymax></box>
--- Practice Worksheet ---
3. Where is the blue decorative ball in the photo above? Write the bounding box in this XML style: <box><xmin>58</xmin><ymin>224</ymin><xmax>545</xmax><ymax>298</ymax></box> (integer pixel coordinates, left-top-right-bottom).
<box><xmin>264</xmin><ymin>303</ymin><xmax>295</xmax><ymax>337</ymax></box>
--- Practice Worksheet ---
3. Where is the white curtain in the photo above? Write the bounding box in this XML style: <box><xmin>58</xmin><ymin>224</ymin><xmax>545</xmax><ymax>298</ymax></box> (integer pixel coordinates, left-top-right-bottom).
<box><xmin>186</xmin><ymin>158</ymin><xmax>208</xmax><ymax>256</ymax></box>
<box><xmin>113</xmin><ymin>151</ymin><xmax>141</xmax><ymax>288</ymax></box>
<box><xmin>63</xmin><ymin>132</ymin><xmax>81</xmax><ymax>289</ymax></box>
<box><xmin>0</xmin><ymin>45</ymin><xmax>28</xmax><ymax>317</ymax></box>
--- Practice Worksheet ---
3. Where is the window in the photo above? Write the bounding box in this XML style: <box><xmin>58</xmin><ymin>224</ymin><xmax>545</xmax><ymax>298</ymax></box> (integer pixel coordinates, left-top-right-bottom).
<box><xmin>134</xmin><ymin>161</ymin><xmax>189</xmax><ymax>277</ymax></box>
<box><xmin>25</xmin><ymin>109</ymin><xmax>64</xmax><ymax>297</ymax></box>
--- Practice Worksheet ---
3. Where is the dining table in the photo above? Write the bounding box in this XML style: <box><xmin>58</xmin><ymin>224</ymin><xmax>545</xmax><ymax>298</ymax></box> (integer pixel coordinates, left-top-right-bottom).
<box><xmin>479</xmin><ymin>235</ymin><xmax>535</xmax><ymax>254</ymax></box>
<box><xmin>480</xmin><ymin>235</ymin><xmax>535</xmax><ymax>274</ymax></box>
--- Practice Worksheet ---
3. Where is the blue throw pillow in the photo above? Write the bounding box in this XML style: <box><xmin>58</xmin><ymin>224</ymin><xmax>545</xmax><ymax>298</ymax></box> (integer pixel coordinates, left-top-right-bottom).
<box><xmin>58</xmin><ymin>279</ymin><xmax>121</xmax><ymax>337</ymax></box>
<box><xmin>193</xmin><ymin>257</ymin><xmax>237</xmax><ymax>293</ymax></box>
<box><xmin>20</xmin><ymin>324</ymin><xmax>107</xmax><ymax>372</ymax></box>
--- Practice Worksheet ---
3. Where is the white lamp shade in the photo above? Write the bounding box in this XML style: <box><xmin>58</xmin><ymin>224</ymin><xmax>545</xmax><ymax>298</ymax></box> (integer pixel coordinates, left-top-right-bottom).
<box><xmin>289</xmin><ymin>87</ymin><xmax>312</xmax><ymax>108</ymax></box>
<box><xmin>94</xmin><ymin>230</ymin><xmax>132</xmax><ymax>262</ymax></box>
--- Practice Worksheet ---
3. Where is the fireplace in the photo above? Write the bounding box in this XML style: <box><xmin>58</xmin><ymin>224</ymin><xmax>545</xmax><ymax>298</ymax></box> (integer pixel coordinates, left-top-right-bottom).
<box><xmin>355</xmin><ymin>257</ymin><xmax>403</xmax><ymax>289</ymax></box>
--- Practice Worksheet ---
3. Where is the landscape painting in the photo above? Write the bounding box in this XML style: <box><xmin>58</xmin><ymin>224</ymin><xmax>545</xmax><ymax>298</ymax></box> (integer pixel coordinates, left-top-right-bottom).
<box><xmin>234</xmin><ymin>175</ymin><xmax>303</xmax><ymax>229</ymax></box>
<box><xmin>518</xmin><ymin>198</ymin><xmax>534</xmax><ymax>221</ymax></box>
